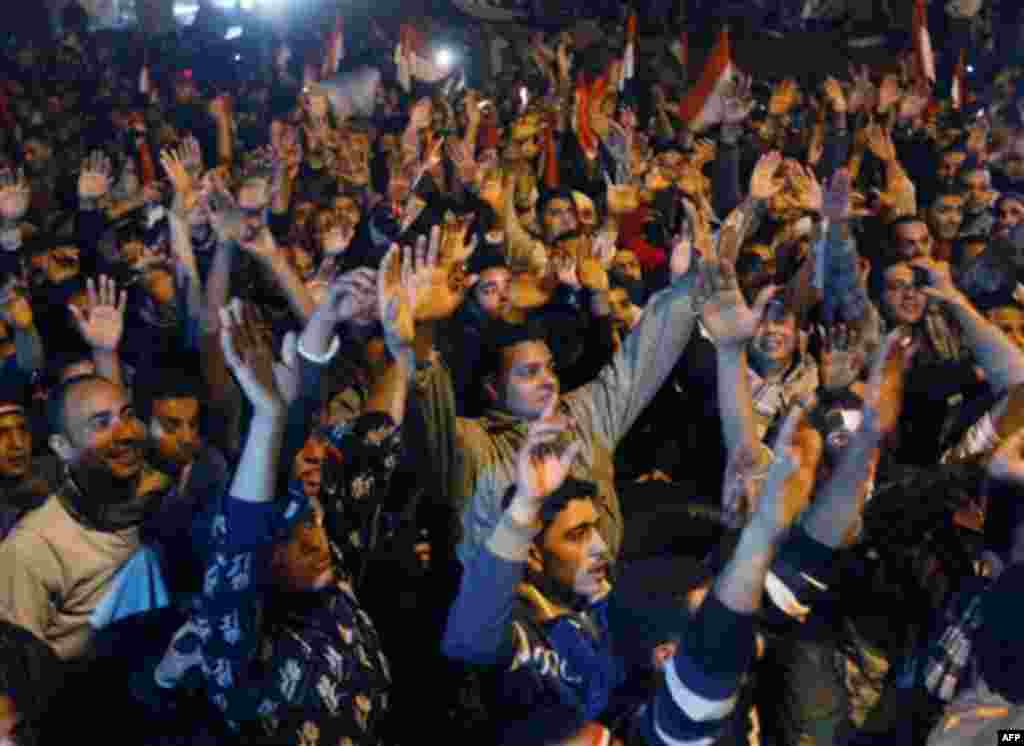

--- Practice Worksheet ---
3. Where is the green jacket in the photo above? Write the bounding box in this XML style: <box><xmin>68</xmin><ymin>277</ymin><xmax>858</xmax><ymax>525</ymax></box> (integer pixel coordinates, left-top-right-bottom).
<box><xmin>416</xmin><ymin>273</ymin><xmax>699</xmax><ymax>565</ymax></box>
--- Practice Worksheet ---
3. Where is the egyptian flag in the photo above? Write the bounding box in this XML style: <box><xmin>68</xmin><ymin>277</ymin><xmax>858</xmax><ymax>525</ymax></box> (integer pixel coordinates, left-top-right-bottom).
<box><xmin>322</xmin><ymin>15</ymin><xmax>345</xmax><ymax>78</ymax></box>
<box><xmin>619</xmin><ymin>12</ymin><xmax>637</xmax><ymax>93</ymax></box>
<box><xmin>951</xmin><ymin>48</ymin><xmax>966</xmax><ymax>110</ymax></box>
<box><xmin>679</xmin><ymin>27</ymin><xmax>734</xmax><ymax>132</ymax></box>
<box><xmin>575</xmin><ymin>72</ymin><xmax>610</xmax><ymax>160</ymax></box>
<box><xmin>543</xmin><ymin>112</ymin><xmax>559</xmax><ymax>188</ymax></box>
<box><xmin>913</xmin><ymin>0</ymin><xmax>936</xmax><ymax>84</ymax></box>
<box><xmin>394</xmin><ymin>25</ymin><xmax>447</xmax><ymax>93</ymax></box>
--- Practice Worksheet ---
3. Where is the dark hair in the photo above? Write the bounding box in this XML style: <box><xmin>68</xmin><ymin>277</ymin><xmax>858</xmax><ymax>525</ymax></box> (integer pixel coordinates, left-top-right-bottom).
<box><xmin>478</xmin><ymin>319</ymin><xmax>548</xmax><ymax>383</ymax></box>
<box><xmin>886</xmin><ymin>215</ymin><xmax>927</xmax><ymax>247</ymax></box>
<box><xmin>45</xmin><ymin>373</ymin><xmax>110</xmax><ymax>437</ymax></box>
<box><xmin>501</xmin><ymin>477</ymin><xmax>599</xmax><ymax>537</ymax></box>
<box><xmin>133</xmin><ymin>354</ymin><xmax>204</xmax><ymax>422</ymax></box>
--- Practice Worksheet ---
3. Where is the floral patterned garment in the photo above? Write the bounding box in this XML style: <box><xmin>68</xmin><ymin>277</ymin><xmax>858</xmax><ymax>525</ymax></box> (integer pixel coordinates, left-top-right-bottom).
<box><xmin>181</xmin><ymin>412</ymin><xmax>401</xmax><ymax>746</ymax></box>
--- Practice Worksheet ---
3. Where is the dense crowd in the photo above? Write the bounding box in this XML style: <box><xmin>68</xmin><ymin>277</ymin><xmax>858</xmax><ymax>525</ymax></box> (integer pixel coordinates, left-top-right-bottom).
<box><xmin>1</xmin><ymin>1</ymin><xmax>1024</xmax><ymax>744</ymax></box>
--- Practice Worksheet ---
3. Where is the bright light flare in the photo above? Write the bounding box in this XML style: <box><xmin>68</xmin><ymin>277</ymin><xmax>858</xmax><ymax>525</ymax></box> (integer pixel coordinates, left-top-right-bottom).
<box><xmin>435</xmin><ymin>47</ymin><xmax>456</xmax><ymax>70</ymax></box>
<box><xmin>225</xmin><ymin>26</ymin><xmax>243</xmax><ymax>40</ymax></box>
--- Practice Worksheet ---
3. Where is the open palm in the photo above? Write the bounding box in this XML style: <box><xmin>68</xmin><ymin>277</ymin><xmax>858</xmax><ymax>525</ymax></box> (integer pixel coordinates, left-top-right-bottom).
<box><xmin>68</xmin><ymin>275</ymin><xmax>125</xmax><ymax>352</ymax></box>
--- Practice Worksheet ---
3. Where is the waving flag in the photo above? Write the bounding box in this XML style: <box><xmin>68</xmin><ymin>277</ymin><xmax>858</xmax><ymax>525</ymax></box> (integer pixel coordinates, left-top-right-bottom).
<box><xmin>322</xmin><ymin>15</ymin><xmax>345</xmax><ymax>78</ymax></box>
<box><xmin>620</xmin><ymin>12</ymin><xmax>636</xmax><ymax>92</ymax></box>
<box><xmin>913</xmin><ymin>0</ymin><xmax>936</xmax><ymax>83</ymax></box>
<box><xmin>679</xmin><ymin>27</ymin><xmax>734</xmax><ymax>132</ymax></box>
<box><xmin>575</xmin><ymin>73</ymin><xmax>609</xmax><ymax>160</ymax></box>
<box><xmin>951</xmin><ymin>48</ymin><xmax>966</xmax><ymax>109</ymax></box>
<box><xmin>395</xmin><ymin>25</ymin><xmax>447</xmax><ymax>93</ymax></box>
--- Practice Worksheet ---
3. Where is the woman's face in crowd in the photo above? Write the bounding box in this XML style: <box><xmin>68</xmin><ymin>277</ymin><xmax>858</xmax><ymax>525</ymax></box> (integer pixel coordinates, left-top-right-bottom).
<box><xmin>0</xmin><ymin>410</ymin><xmax>31</xmax><ymax>480</ymax></box>
<box><xmin>149</xmin><ymin>397</ymin><xmax>201</xmax><ymax>468</ymax></box>
<box><xmin>996</xmin><ymin>197</ymin><xmax>1024</xmax><ymax>239</ymax></box>
<box><xmin>883</xmin><ymin>263</ymin><xmax>928</xmax><ymax>326</ymax></box>
<box><xmin>937</xmin><ymin>152</ymin><xmax>966</xmax><ymax>184</ymax></box>
<box><xmin>752</xmin><ymin>312</ymin><xmax>798</xmax><ymax>367</ymax></box>
<box><xmin>490</xmin><ymin>340</ymin><xmax>559</xmax><ymax>421</ymax></box>
<box><xmin>272</xmin><ymin>500</ymin><xmax>335</xmax><ymax>592</ymax></box>
<box><xmin>989</xmin><ymin>306</ymin><xmax>1024</xmax><ymax>350</ymax></box>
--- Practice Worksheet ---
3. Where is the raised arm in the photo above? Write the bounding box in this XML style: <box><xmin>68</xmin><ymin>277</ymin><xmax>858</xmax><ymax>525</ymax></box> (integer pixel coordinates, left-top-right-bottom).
<box><xmin>67</xmin><ymin>275</ymin><xmax>126</xmax><ymax>387</ymax></box>
<box><xmin>914</xmin><ymin>257</ymin><xmax>1024</xmax><ymax>392</ymax></box>
<box><xmin>0</xmin><ymin>281</ymin><xmax>43</xmax><ymax>377</ymax></box>
<box><xmin>644</xmin><ymin>404</ymin><xmax>819</xmax><ymax>746</ymax></box>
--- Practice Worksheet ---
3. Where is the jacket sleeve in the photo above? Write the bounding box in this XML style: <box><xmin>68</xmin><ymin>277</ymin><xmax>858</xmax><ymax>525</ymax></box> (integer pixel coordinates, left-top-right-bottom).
<box><xmin>568</xmin><ymin>270</ymin><xmax>698</xmax><ymax>450</ymax></box>
<box><xmin>0</xmin><ymin>533</ymin><xmax>59</xmax><ymax>648</ymax></box>
<box><xmin>712</xmin><ymin>129</ymin><xmax>744</xmax><ymax>218</ymax></box>
<box><xmin>641</xmin><ymin>594</ymin><xmax>756</xmax><ymax>746</ymax></box>
<box><xmin>441</xmin><ymin>512</ymin><xmax>533</xmax><ymax>666</ymax></box>
<box><xmin>414</xmin><ymin>352</ymin><xmax>479</xmax><ymax>521</ymax></box>
<box><xmin>181</xmin><ymin>490</ymin><xmax>306</xmax><ymax>731</ymax></box>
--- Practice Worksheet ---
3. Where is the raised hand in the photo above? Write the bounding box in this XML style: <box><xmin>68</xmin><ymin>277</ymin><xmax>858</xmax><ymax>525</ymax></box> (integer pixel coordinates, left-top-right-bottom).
<box><xmin>413</xmin><ymin>229</ymin><xmax>478</xmax><ymax>322</ymax></box>
<box><xmin>0</xmin><ymin>168</ymin><xmax>30</xmax><ymax>224</ymax></box>
<box><xmin>817</xmin><ymin>323</ymin><xmax>864</xmax><ymax>391</ymax></box>
<box><xmin>577</xmin><ymin>239</ymin><xmax>609</xmax><ymax>292</ymax></box>
<box><xmin>749</xmin><ymin>151</ymin><xmax>785</xmax><ymax>201</ymax></box>
<box><xmin>846</xmin><ymin>65</ymin><xmax>876</xmax><ymax>115</ymax></box>
<box><xmin>205</xmin><ymin>180</ymin><xmax>243</xmax><ymax>244</ymax></box>
<box><xmin>439</xmin><ymin>213</ymin><xmax>477</xmax><ymax>265</ymax></box>
<box><xmin>78</xmin><ymin>151</ymin><xmax>112</xmax><ymax>204</ymax></box>
<box><xmin>822</xmin><ymin>77</ymin><xmax>847</xmax><ymax>114</ymax></box>
<box><xmin>722</xmin><ymin>73</ymin><xmax>755</xmax><ymax>126</ymax></box>
<box><xmin>988</xmin><ymin>426</ymin><xmax>1024</xmax><ymax>486</ymax></box>
<box><xmin>319</xmin><ymin>267</ymin><xmax>378</xmax><ymax>326</ymax></box>
<box><xmin>910</xmin><ymin>257</ymin><xmax>961</xmax><ymax>306</ymax></box>
<box><xmin>752</xmin><ymin>397</ymin><xmax>821</xmax><ymax>536</ymax></box>
<box><xmin>68</xmin><ymin>275</ymin><xmax>126</xmax><ymax>352</ymax></box>
<box><xmin>180</xmin><ymin>135</ymin><xmax>204</xmax><ymax>180</ymax></box>
<box><xmin>788</xmin><ymin>162</ymin><xmax>823</xmax><ymax>212</ymax></box>
<box><xmin>769</xmin><ymin>78</ymin><xmax>801</xmax><ymax>117</ymax></box>
<box><xmin>863</xmin><ymin>329</ymin><xmax>917</xmax><ymax>440</ymax></box>
<box><xmin>669</xmin><ymin>213</ymin><xmax>693</xmax><ymax>280</ymax></box>
<box><xmin>551</xmin><ymin>251</ymin><xmax>581</xmax><ymax>289</ymax></box>
<box><xmin>378</xmin><ymin>242</ymin><xmax>426</xmax><ymax>357</ymax></box>
<box><xmin>699</xmin><ymin>259</ymin><xmax>777</xmax><ymax>348</ymax></box>
<box><xmin>507</xmin><ymin>414</ymin><xmax>583</xmax><ymax>528</ymax></box>
<box><xmin>0</xmin><ymin>279</ymin><xmax>32</xmax><ymax>330</ymax></box>
<box><xmin>876</xmin><ymin>74</ymin><xmax>902</xmax><ymax>114</ymax></box>
<box><xmin>898</xmin><ymin>78</ymin><xmax>931</xmax><ymax>121</ymax></box>
<box><xmin>219</xmin><ymin>299</ymin><xmax>285</xmax><ymax>416</ymax></box>
<box><xmin>160</xmin><ymin>146</ymin><xmax>196</xmax><ymax>213</ymax></box>
<box><xmin>865</xmin><ymin>123</ymin><xmax>897</xmax><ymax>163</ymax></box>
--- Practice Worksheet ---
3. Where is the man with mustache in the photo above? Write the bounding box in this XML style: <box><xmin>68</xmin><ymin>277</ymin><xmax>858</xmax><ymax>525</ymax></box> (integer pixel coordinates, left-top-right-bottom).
<box><xmin>0</xmin><ymin>384</ymin><xmax>58</xmax><ymax>540</ymax></box>
<box><xmin>0</xmin><ymin>373</ymin><xmax>170</xmax><ymax>661</ymax></box>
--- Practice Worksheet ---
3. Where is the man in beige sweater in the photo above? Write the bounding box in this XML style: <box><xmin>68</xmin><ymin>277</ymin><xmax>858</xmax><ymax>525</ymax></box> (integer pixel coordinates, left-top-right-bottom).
<box><xmin>0</xmin><ymin>375</ymin><xmax>169</xmax><ymax>660</ymax></box>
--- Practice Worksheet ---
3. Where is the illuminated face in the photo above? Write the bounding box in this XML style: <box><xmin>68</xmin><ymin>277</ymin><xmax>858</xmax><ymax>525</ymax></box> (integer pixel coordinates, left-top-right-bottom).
<box><xmin>473</xmin><ymin>267</ymin><xmax>511</xmax><ymax>321</ymax></box>
<box><xmin>961</xmin><ymin>169</ymin><xmax>992</xmax><ymax>210</ymax></box>
<box><xmin>292</xmin><ymin>435</ymin><xmax>328</xmax><ymax>499</ymax></box>
<box><xmin>543</xmin><ymin>197</ymin><xmax>577</xmax><ymax>242</ymax></box>
<box><xmin>883</xmin><ymin>263</ymin><xmax>928</xmax><ymax>326</ymax></box>
<box><xmin>333</xmin><ymin>196</ymin><xmax>361</xmax><ymax>227</ymax></box>
<box><xmin>489</xmin><ymin>340</ymin><xmax>559</xmax><ymax>421</ymax></box>
<box><xmin>938</xmin><ymin>152</ymin><xmax>966</xmax><ymax>183</ymax></box>
<box><xmin>573</xmin><ymin>194</ymin><xmax>598</xmax><ymax>232</ymax></box>
<box><xmin>528</xmin><ymin>498</ymin><xmax>610</xmax><ymax>600</ymax></box>
<box><xmin>149</xmin><ymin>397</ymin><xmax>201</xmax><ymax>469</ymax></box>
<box><xmin>51</xmin><ymin>379</ymin><xmax>146</xmax><ymax>482</ymax></box>
<box><xmin>751</xmin><ymin>311</ymin><xmax>798</xmax><ymax>368</ymax></box>
<box><xmin>0</xmin><ymin>409</ymin><xmax>31</xmax><ymax>480</ymax></box>
<box><xmin>892</xmin><ymin>220</ymin><xmax>933</xmax><ymax>260</ymax></box>
<box><xmin>996</xmin><ymin>198</ymin><xmax>1024</xmax><ymax>240</ymax></box>
<box><xmin>271</xmin><ymin>501</ymin><xmax>335</xmax><ymax>592</ymax></box>
<box><xmin>989</xmin><ymin>306</ymin><xmax>1024</xmax><ymax>351</ymax></box>
<box><xmin>608</xmin><ymin>287</ymin><xmax>640</xmax><ymax>331</ymax></box>
<box><xmin>927</xmin><ymin>196</ymin><xmax>964</xmax><ymax>242</ymax></box>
